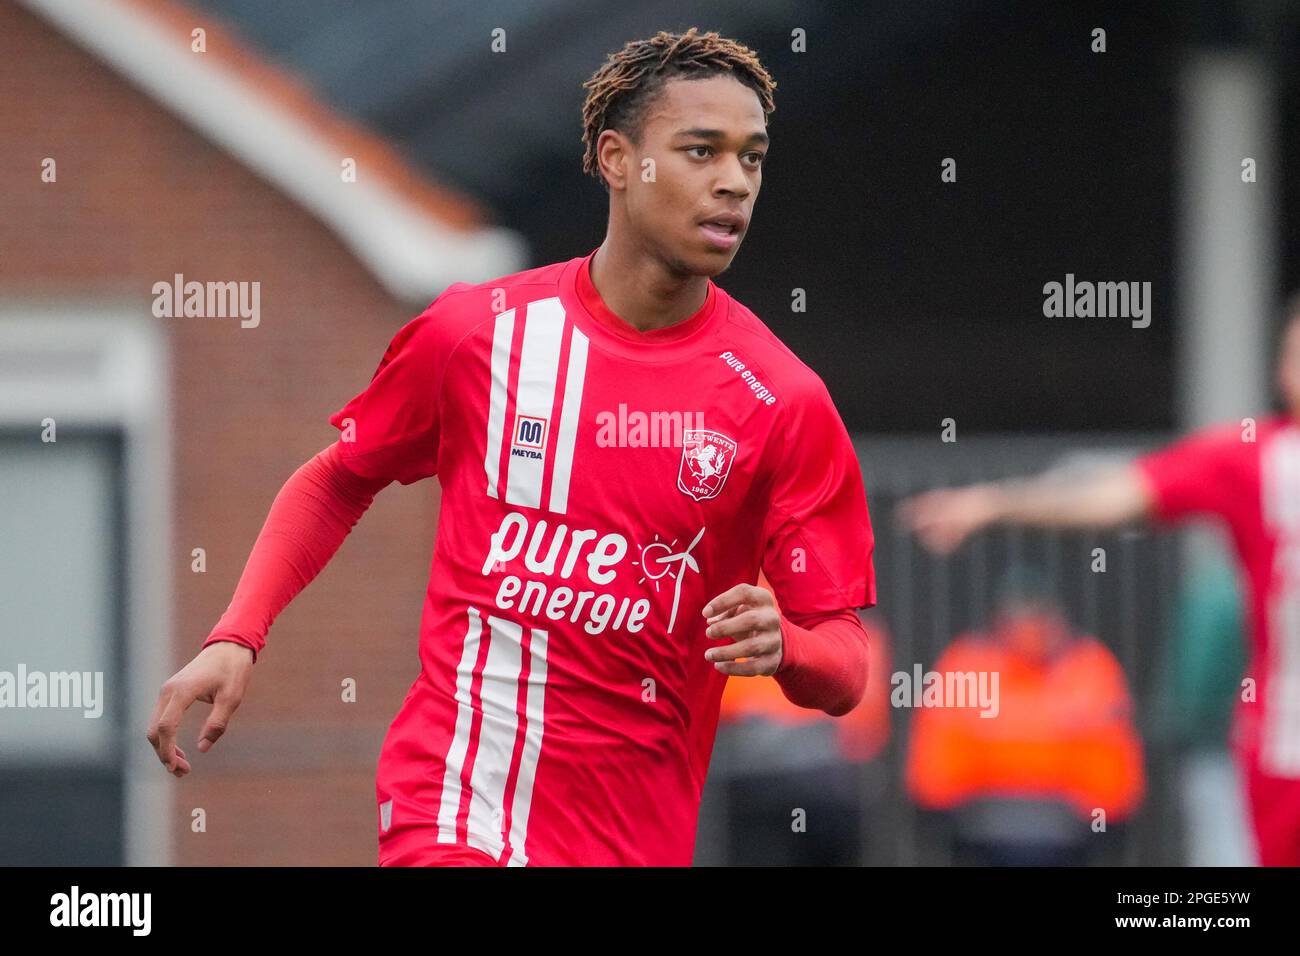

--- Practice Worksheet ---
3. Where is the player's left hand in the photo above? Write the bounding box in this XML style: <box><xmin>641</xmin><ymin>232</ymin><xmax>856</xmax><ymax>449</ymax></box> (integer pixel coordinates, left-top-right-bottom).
<box><xmin>701</xmin><ymin>583</ymin><xmax>783</xmax><ymax>676</ymax></box>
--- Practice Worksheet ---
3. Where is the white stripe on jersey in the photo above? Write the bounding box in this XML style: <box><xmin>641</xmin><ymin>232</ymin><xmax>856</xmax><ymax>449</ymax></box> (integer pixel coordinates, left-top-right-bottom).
<box><xmin>464</xmin><ymin>614</ymin><xmax>525</xmax><ymax>861</ymax></box>
<box><xmin>548</xmin><ymin>328</ymin><xmax>589</xmax><ymax>515</ymax></box>
<box><xmin>1264</xmin><ymin>426</ymin><xmax>1300</xmax><ymax>531</ymax></box>
<box><xmin>1266</xmin><ymin>595</ymin><xmax>1300</xmax><ymax>776</ymax></box>
<box><xmin>450</xmin><ymin>293</ymin><xmax>579</xmax><ymax>861</ymax></box>
<box><xmin>483</xmin><ymin>308</ymin><xmax>516</xmax><ymax>498</ymax></box>
<box><xmin>506</xmin><ymin>627</ymin><xmax>549</xmax><ymax>867</ymax></box>
<box><xmin>437</xmin><ymin>607</ymin><xmax>485</xmax><ymax>843</ymax></box>
<box><xmin>505</xmin><ymin>298</ymin><xmax>566</xmax><ymax>509</ymax></box>
<box><xmin>1263</xmin><ymin>427</ymin><xmax>1300</xmax><ymax>776</ymax></box>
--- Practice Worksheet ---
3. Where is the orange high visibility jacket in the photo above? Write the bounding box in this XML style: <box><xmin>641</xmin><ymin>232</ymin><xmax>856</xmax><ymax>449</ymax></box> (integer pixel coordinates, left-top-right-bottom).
<box><xmin>905</xmin><ymin>633</ymin><xmax>1145</xmax><ymax>820</ymax></box>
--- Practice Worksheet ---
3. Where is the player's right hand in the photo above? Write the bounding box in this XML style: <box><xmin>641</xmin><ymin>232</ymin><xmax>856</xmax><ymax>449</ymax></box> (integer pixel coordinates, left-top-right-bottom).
<box><xmin>146</xmin><ymin>641</ymin><xmax>255</xmax><ymax>777</ymax></box>
<box><xmin>897</xmin><ymin>484</ymin><xmax>1001</xmax><ymax>555</ymax></box>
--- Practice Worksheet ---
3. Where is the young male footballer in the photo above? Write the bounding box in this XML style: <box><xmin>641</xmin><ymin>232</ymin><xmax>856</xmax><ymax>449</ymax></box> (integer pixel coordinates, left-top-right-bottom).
<box><xmin>901</xmin><ymin>295</ymin><xmax>1300</xmax><ymax>866</ymax></box>
<box><xmin>148</xmin><ymin>28</ymin><xmax>876</xmax><ymax>866</ymax></box>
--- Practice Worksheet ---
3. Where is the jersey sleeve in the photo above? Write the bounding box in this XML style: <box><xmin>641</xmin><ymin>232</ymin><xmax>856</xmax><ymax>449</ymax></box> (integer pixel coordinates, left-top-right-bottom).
<box><xmin>328</xmin><ymin>290</ymin><xmax>463</xmax><ymax>486</ymax></box>
<box><xmin>758</xmin><ymin>376</ymin><xmax>876</xmax><ymax>614</ymax></box>
<box><xmin>1134</xmin><ymin>422</ymin><xmax>1244</xmax><ymax>523</ymax></box>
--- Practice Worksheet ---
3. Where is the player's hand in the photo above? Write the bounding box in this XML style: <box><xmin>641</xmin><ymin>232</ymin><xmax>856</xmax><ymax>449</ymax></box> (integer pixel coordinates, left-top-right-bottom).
<box><xmin>898</xmin><ymin>483</ymin><xmax>1002</xmax><ymax>555</ymax></box>
<box><xmin>146</xmin><ymin>642</ymin><xmax>254</xmax><ymax>777</ymax></box>
<box><xmin>701</xmin><ymin>583</ymin><xmax>783</xmax><ymax>676</ymax></box>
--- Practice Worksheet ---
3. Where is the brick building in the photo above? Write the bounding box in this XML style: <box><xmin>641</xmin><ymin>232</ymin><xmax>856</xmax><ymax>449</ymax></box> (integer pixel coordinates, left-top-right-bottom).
<box><xmin>0</xmin><ymin>0</ymin><xmax>522</xmax><ymax>864</ymax></box>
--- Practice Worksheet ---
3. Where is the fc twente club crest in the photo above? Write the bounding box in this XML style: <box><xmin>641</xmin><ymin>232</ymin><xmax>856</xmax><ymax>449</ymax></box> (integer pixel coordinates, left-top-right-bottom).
<box><xmin>677</xmin><ymin>429</ymin><xmax>738</xmax><ymax>501</ymax></box>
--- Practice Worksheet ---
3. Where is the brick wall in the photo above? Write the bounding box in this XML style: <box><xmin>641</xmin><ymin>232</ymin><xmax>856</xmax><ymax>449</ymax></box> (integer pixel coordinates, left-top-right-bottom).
<box><xmin>0</xmin><ymin>2</ymin><xmax>444</xmax><ymax>865</ymax></box>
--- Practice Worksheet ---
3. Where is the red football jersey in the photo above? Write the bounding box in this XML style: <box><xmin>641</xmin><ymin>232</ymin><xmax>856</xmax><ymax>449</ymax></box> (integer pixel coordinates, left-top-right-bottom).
<box><xmin>1137</xmin><ymin>415</ymin><xmax>1300</xmax><ymax>778</ymax></box>
<box><xmin>329</xmin><ymin>248</ymin><xmax>875</xmax><ymax>865</ymax></box>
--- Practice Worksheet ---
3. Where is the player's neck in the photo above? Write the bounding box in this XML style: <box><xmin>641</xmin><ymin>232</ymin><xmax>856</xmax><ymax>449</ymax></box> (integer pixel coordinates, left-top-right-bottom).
<box><xmin>588</xmin><ymin>237</ymin><xmax>710</xmax><ymax>334</ymax></box>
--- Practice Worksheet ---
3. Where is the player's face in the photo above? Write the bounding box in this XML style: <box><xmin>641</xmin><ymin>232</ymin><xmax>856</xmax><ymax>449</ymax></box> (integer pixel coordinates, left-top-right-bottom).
<box><xmin>1277</xmin><ymin>317</ymin><xmax>1300</xmax><ymax>416</ymax></box>
<box><xmin>626</xmin><ymin>75</ymin><xmax>767</xmax><ymax>277</ymax></box>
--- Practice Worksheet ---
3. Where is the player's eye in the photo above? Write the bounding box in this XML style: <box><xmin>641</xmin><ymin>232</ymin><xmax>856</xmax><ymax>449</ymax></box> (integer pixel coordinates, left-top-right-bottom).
<box><xmin>744</xmin><ymin>151</ymin><xmax>766</xmax><ymax>167</ymax></box>
<box><xmin>686</xmin><ymin>145</ymin><xmax>712</xmax><ymax>159</ymax></box>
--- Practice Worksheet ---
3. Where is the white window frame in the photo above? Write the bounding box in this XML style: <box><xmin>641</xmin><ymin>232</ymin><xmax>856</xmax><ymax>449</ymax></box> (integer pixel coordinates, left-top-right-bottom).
<box><xmin>0</xmin><ymin>306</ymin><xmax>173</xmax><ymax>866</ymax></box>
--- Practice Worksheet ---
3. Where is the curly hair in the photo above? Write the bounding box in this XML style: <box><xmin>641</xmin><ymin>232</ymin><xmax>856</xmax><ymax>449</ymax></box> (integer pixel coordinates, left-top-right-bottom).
<box><xmin>580</xmin><ymin>28</ymin><xmax>777</xmax><ymax>188</ymax></box>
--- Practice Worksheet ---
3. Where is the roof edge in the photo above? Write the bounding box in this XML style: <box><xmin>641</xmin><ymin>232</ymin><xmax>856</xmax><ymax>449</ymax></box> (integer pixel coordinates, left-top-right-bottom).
<box><xmin>21</xmin><ymin>0</ymin><xmax>528</xmax><ymax>301</ymax></box>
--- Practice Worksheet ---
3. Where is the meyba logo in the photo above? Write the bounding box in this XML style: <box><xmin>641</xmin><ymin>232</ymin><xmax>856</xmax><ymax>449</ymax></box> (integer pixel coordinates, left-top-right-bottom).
<box><xmin>511</xmin><ymin>413</ymin><xmax>547</xmax><ymax>460</ymax></box>
<box><xmin>49</xmin><ymin>886</ymin><xmax>151</xmax><ymax>936</ymax></box>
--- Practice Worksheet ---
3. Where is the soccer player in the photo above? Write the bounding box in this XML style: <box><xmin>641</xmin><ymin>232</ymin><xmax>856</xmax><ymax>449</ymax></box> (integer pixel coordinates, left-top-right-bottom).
<box><xmin>899</xmin><ymin>294</ymin><xmax>1300</xmax><ymax>866</ymax></box>
<box><xmin>146</xmin><ymin>28</ymin><xmax>876</xmax><ymax>866</ymax></box>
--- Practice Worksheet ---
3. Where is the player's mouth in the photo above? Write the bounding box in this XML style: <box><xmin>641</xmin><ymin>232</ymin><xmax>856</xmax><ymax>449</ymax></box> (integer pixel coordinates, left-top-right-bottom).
<box><xmin>698</xmin><ymin>212</ymin><xmax>745</xmax><ymax>251</ymax></box>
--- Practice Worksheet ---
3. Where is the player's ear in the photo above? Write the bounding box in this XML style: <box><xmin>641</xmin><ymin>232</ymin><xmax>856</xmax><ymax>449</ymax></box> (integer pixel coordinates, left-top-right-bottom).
<box><xmin>596</xmin><ymin>128</ymin><xmax>630</xmax><ymax>191</ymax></box>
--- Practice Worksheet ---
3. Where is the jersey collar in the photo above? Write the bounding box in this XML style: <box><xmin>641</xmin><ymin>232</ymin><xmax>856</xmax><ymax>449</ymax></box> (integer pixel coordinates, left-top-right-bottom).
<box><xmin>558</xmin><ymin>248</ymin><xmax>728</xmax><ymax>361</ymax></box>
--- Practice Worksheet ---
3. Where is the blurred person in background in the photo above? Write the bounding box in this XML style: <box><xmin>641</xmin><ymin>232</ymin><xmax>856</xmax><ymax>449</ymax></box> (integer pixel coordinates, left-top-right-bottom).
<box><xmin>901</xmin><ymin>293</ymin><xmax>1300</xmax><ymax>866</ymax></box>
<box><xmin>905</xmin><ymin>565</ymin><xmax>1144</xmax><ymax>866</ymax></box>
<box><xmin>699</xmin><ymin>572</ymin><xmax>891</xmax><ymax>866</ymax></box>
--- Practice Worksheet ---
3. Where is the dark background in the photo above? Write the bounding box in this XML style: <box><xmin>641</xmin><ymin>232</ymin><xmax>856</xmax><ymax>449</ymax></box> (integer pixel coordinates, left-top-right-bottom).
<box><xmin>187</xmin><ymin>0</ymin><xmax>1298</xmax><ymax>432</ymax></box>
